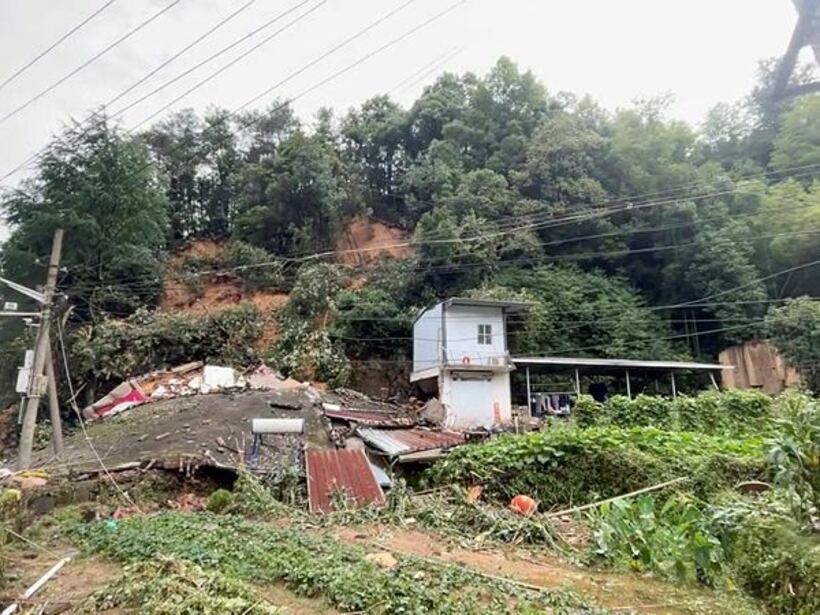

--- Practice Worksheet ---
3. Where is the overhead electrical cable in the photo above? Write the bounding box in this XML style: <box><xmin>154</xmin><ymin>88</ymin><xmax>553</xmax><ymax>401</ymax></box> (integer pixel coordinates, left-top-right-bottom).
<box><xmin>0</xmin><ymin>0</ymin><xmax>258</xmax><ymax>183</ymax></box>
<box><xmin>0</xmin><ymin>0</ymin><xmax>183</xmax><ymax>126</ymax></box>
<box><xmin>0</xmin><ymin>0</ymin><xmax>118</xmax><ymax>94</ymax></box>
<box><xmin>126</xmin><ymin>0</ymin><xmax>330</xmax><ymax>131</ymax></box>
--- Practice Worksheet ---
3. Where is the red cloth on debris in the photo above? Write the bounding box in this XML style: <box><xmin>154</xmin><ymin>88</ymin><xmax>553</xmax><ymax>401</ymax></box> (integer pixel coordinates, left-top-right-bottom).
<box><xmin>84</xmin><ymin>380</ymin><xmax>147</xmax><ymax>419</ymax></box>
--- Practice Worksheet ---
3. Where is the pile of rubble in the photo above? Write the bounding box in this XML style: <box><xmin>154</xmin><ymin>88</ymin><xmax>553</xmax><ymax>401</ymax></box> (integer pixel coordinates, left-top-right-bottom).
<box><xmin>82</xmin><ymin>363</ymin><xmax>312</xmax><ymax>421</ymax></box>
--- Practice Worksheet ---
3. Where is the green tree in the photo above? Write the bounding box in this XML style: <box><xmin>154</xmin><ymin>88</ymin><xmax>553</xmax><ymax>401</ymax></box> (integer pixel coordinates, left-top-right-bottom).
<box><xmin>342</xmin><ymin>96</ymin><xmax>408</xmax><ymax>216</ymax></box>
<box><xmin>755</xmin><ymin>179</ymin><xmax>820</xmax><ymax>295</ymax></box>
<box><xmin>412</xmin><ymin>208</ymin><xmax>498</xmax><ymax>295</ymax></box>
<box><xmin>144</xmin><ymin>108</ymin><xmax>242</xmax><ymax>241</ymax></box>
<box><xmin>771</xmin><ymin>95</ymin><xmax>820</xmax><ymax>174</ymax></box>
<box><xmin>1</xmin><ymin>114</ymin><xmax>169</xmax><ymax>321</ymax></box>
<box><xmin>332</xmin><ymin>288</ymin><xmax>414</xmax><ymax>359</ymax></box>
<box><xmin>491</xmin><ymin>265</ymin><xmax>677</xmax><ymax>359</ymax></box>
<box><xmin>234</xmin><ymin>130</ymin><xmax>347</xmax><ymax>255</ymax></box>
<box><xmin>766</xmin><ymin>298</ymin><xmax>820</xmax><ymax>392</ymax></box>
<box><xmin>513</xmin><ymin>113</ymin><xmax>608</xmax><ymax>204</ymax></box>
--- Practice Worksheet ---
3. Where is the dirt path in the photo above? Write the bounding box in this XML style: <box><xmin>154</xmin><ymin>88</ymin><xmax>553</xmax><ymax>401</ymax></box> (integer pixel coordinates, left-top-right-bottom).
<box><xmin>3</xmin><ymin>545</ymin><xmax>340</xmax><ymax>615</ymax></box>
<box><xmin>2</xmin><ymin>549</ymin><xmax>120</xmax><ymax>613</ymax></box>
<box><xmin>330</xmin><ymin>523</ymin><xmax>760</xmax><ymax>615</ymax></box>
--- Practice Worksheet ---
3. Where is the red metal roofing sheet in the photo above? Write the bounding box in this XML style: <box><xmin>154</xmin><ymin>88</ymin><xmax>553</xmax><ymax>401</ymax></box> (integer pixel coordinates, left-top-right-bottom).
<box><xmin>323</xmin><ymin>408</ymin><xmax>416</xmax><ymax>427</ymax></box>
<box><xmin>305</xmin><ymin>448</ymin><xmax>385</xmax><ymax>514</ymax></box>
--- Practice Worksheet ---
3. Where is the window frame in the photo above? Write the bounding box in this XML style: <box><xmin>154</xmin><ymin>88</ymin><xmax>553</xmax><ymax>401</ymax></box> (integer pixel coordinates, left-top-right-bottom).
<box><xmin>477</xmin><ymin>323</ymin><xmax>492</xmax><ymax>345</ymax></box>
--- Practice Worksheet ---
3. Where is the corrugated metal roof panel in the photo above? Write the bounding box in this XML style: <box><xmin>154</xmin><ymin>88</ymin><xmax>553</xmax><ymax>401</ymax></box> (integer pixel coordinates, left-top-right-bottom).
<box><xmin>324</xmin><ymin>408</ymin><xmax>416</xmax><ymax>427</ymax></box>
<box><xmin>305</xmin><ymin>449</ymin><xmax>385</xmax><ymax>514</ymax></box>
<box><xmin>358</xmin><ymin>428</ymin><xmax>466</xmax><ymax>457</ymax></box>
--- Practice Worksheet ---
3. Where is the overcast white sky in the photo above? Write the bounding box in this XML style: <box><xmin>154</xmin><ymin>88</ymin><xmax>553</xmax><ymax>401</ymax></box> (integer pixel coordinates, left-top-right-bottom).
<box><xmin>0</xmin><ymin>0</ymin><xmax>806</xmax><ymax>207</ymax></box>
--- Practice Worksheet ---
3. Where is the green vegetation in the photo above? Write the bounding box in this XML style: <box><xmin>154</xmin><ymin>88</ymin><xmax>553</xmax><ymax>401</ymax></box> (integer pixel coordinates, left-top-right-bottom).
<box><xmin>81</xmin><ymin>556</ymin><xmax>283</xmax><ymax>614</ymax></box>
<box><xmin>205</xmin><ymin>488</ymin><xmax>233</xmax><ymax>514</ymax></box>
<box><xmin>717</xmin><ymin>506</ymin><xmax>820</xmax><ymax>614</ymax></box>
<box><xmin>2</xmin><ymin>57</ymin><xmax>818</xmax><ymax>406</ymax></box>
<box><xmin>71</xmin><ymin>304</ymin><xmax>264</xmax><ymax>385</ymax></box>
<box><xmin>271</xmin><ymin>263</ymin><xmax>352</xmax><ymax>385</ymax></box>
<box><xmin>431</xmin><ymin>424</ymin><xmax>766</xmax><ymax>506</ymax></box>
<box><xmin>65</xmin><ymin>511</ymin><xmax>598</xmax><ymax>614</ymax></box>
<box><xmin>588</xmin><ymin>495</ymin><xmax>725</xmax><ymax>584</ymax></box>
<box><xmin>228</xmin><ymin>240</ymin><xmax>284</xmax><ymax>292</ymax></box>
<box><xmin>766</xmin><ymin>298</ymin><xmax>820</xmax><ymax>392</ymax></box>
<box><xmin>573</xmin><ymin>389</ymin><xmax>788</xmax><ymax>436</ymax></box>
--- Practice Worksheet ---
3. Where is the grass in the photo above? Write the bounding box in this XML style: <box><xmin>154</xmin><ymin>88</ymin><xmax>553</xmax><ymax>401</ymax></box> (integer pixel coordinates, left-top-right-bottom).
<box><xmin>64</xmin><ymin>509</ymin><xmax>604</xmax><ymax>614</ymax></box>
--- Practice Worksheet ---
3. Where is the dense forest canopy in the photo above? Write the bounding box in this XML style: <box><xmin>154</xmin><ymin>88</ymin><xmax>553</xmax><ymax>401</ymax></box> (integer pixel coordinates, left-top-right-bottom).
<box><xmin>1</xmin><ymin>57</ymin><xmax>819</xmax><ymax>399</ymax></box>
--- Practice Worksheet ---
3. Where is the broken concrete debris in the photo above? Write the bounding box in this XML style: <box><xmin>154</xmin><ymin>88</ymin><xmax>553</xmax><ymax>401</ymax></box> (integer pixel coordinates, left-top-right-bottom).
<box><xmin>81</xmin><ymin>363</ymin><xmax>313</xmax><ymax>421</ymax></box>
<box><xmin>247</xmin><ymin>364</ymin><xmax>306</xmax><ymax>391</ymax></box>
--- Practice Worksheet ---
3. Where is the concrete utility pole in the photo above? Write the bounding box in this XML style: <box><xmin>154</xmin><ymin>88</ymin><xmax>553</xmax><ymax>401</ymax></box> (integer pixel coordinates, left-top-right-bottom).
<box><xmin>45</xmin><ymin>341</ymin><xmax>64</xmax><ymax>455</ymax></box>
<box><xmin>17</xmin><ymin>229</ymin><xmax>64</xmax><ymax>469</ymax></box>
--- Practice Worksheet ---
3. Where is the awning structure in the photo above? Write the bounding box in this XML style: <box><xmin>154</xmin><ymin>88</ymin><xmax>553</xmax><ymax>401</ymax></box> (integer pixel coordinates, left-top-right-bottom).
<box><xmin>357</xmin><ymin>427</ymin><xmax>466</xmax><ymax>463</ymax></box>
<box><xmin>513</xmin><ymin>357</ymin><xmax>730</xmax><ymax>371</ymax></box>
<box><xmin>513</xmin><ymin>356</ymin><xmax>734</xmax><ymax>401</ymax></box>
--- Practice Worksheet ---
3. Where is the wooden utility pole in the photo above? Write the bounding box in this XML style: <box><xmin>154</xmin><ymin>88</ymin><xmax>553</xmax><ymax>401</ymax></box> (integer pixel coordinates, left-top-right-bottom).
<box><xmin>17</xmin><ymin>229</ymin><xmax>63</xmax><ymax>469</ymax></box>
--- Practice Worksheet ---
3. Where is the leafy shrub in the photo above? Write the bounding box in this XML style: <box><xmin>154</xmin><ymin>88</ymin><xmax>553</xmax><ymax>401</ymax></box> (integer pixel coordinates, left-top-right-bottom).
<box><xmin>588</xmin><ymin>495</ymin><xmax>725</xmax><ymax>584</ymax></box>
<box><xmin>71</xmin><ymin>305</ymin><xmax>264</xmax><ymax>383</ymax></box>
<box><xmin>81</xmin><ymin>556</ymin><xmax>282</xmax><ymax>614</ymax></box>
<box><xmin>572</xmin><ymin>395</ymin><xmax>602</xmax><ymax>427</ymax></box>
<box><xmin>286</xmin><ymin>262</ymin><xmax>344</xmax><ymax>319</ymax></box>
<box><xmin>206</xmin><ymin>489</ymin><xmax>233</xmax><ymax>514</ymax></box>
<box><xmin>710</xmin><ymin>496</ymin><xmax>820</xmax><ymax>615</ymax></box>
<box><xmin>766</xmin><ymin>297</ymin><xmax>820</xmax><ymax>392</ymax></box>
<box><xmin>430</xmin><ymin>425</ymin><xmax>766</xmax><ymax>507</ymax></box>
<box><xmin>271</xmin><ymin>325</ymin><xmax>351</xmax><ymax>386</ymax></box>
<box><xmin>229</xmin><ymin>240</ymin><xmax>284</xmax><ymax>291</ymax></box>
<box><xmin>331</xmin><ymin>288</ymin><xmax>415</xmax><ymax>359</ymax></box>
<box><xmin>272</xmin><ymin>263</ymin><xmax>350</xmax><ymax>385</ymax></box>
<box><xmin>767</xmin><ymin>400</ymin><xmax>819</xmax><ymax>520</ymax></box>
<box><xmin>575</xmin><ymin>390</ymin><xmax>780</xmax><ymax>437</ymax></box>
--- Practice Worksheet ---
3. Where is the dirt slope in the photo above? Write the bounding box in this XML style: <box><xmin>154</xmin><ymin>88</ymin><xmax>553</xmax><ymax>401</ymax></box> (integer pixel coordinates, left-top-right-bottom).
<box><xmin>335</xmin><ymin>216</ymin><xmax>413</xmax><ymax>266</ymax></box>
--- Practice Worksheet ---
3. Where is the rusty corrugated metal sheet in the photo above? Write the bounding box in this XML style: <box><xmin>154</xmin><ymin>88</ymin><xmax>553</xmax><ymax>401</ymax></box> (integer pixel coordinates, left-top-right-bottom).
<box><xmin>323</xmin><ymin>408</ymin><xmax>416</xmax><ymax>427</ymax></box>
<box><xmin>357</xmin><ymin>427</ymin><xmax>466</xmax><ymax>457</ymax></box>
<box><xmin>305</xmin><ymin>448</ymin><xmax>385</xmax><ymax>514</ymax></box>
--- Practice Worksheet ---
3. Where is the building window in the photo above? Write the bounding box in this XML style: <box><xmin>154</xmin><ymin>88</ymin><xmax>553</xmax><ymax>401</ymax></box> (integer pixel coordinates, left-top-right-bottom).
<box><xmin>477</xmin><ymin>323</ymin><xmax>492</xmax><ymax>345</ymax></box>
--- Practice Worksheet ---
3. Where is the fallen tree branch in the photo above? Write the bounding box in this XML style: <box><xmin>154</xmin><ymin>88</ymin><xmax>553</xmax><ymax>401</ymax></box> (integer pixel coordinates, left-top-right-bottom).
<box><xmin>545</xmin><ymin>477</ymin><xmax>689</xmax><ymax>519</ymax></box>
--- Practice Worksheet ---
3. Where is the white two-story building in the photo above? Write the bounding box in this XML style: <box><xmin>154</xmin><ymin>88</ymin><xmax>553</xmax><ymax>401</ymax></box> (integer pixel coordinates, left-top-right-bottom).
<box><xmin>410</xmin><ymin>297</ymin><xmax>530</xmax><ymax>430</ymax></box>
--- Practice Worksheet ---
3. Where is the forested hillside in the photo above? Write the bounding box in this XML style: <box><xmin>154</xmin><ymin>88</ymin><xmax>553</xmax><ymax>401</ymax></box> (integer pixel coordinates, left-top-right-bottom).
<box><xmin>1</xmin><ymin>57</ymin><xmax>819</xmax><ymax>403</ymax></box>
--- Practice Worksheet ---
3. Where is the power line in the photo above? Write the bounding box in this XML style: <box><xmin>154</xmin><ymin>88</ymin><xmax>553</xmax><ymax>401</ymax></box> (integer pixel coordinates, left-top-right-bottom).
<box><xmin>239</xmin><ymin>0</ymin><xmax>468</xmax><ymax>116</ymax></box>
<box><xmin>391</xmin><ymin>45</ymin><xmax>462</xmax><ymax>96</ymax></box>
<box><xmin>107</xmin><ymin>0</ymin><xmax>258</xmax><ymax>111</ymax></box>
<box><xmin>127</xmin><ymin>0</ymin><xmax>331</xmax><ymax>132</ymax></box>
<box><xmin>232</xmin><ymin>0</ymin><xmax>439</xmax><ymax>113</ymax></box>
<box><xmin>0</xmin><ymin>0</ymin><xmax>182</xmax><ymax>127</ymax></box>
<box><xmin>58</xmin><ymin>210</ymin><xmax>820</xmax><ymax>292</ymax></box>
<box><xmin>0</xmin><ymin>0</ymin><xmax>118</xmax><ymax>94</ymax></box>
<box><xmin>0</xmin><ymin>0</ymin><xmax>258</xmax><ymax>184</ymax></box>
<box><xmin>372</xmin><ymin>161</ymin><xmax>820</xmax><ymax>241</ymax></box>
<box><xmin>0</xmin><ymin>0</ymin><xmax>442</xmax><ymax>191</ymax></box>
<box><xmin>55</xmin><ymin>318</ymin><xmax>134</xmax><ymax>505</ymax></box>
<box><xmin>388</xmin><ymin>45</ymin><xmax>460</xmax><ymax>95</ymax></box>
